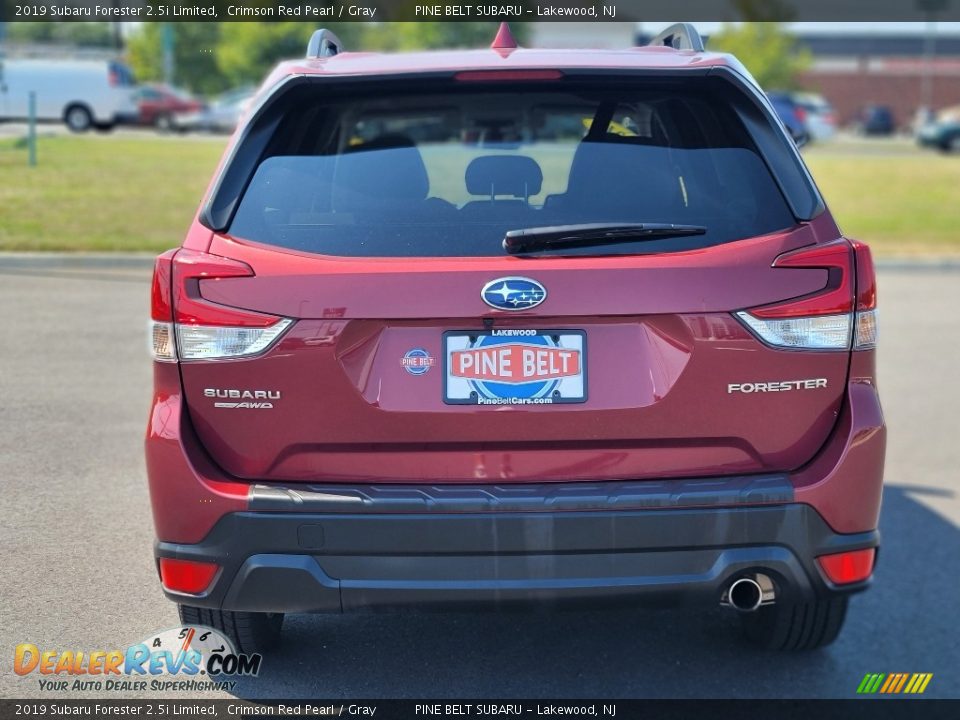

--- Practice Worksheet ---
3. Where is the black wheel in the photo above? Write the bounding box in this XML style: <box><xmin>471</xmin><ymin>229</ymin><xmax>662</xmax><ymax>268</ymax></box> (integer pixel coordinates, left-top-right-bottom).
<box><xmin>64</xmin><ymin>104</ymin><xmax>93</xmax><ymax>132</ymax></box>
<box><xmin>741</xmin><ymin>596</ymin><xmax>848</xmax><ymax>651</ymax></box>
<box><xmin>155</xmin><ymin>114</ymin><xmax>174</xmax><ymax>133</ymax></box>
<box><xmin>178</xmin><ymin>604</ymin><xmax>284</xmax><ymax>655</ymax></box>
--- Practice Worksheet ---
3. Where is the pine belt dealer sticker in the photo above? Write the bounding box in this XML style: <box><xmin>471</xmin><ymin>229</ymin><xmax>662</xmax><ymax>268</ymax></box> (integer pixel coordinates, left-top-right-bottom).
<box><xmin>402</xmin><ymin>347</ymin><xmax>436</xmax><ymax>375</ymax></box>
<box><xmin>13</xmin><ymin>626</ymin><xmax>262</xmax><ymax>693</ymax></box>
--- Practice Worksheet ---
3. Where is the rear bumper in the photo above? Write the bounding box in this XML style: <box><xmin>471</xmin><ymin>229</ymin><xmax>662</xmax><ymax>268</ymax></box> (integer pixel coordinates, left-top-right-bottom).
<box><xmin>155</xmin><ymin>499</ymin><xmax>877</xmax><ymax>613</ymax></box>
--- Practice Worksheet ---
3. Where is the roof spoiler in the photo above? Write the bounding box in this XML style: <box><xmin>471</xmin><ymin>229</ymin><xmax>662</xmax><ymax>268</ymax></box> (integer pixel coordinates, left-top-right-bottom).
<box><xmin>306</xmin><ymin>28</ymin><xmax>344</xmax><ymax>58</ymax></box>
<box><xmin>647</xmin><ymin>23</ymin><xmax>704</xmax><ymax>52</ymax></box>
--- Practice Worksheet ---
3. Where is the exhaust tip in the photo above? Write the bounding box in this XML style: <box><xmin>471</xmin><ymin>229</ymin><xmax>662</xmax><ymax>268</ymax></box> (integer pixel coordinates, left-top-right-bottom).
<box><xmin>723</xmin><ymin>574</ymin><xmax>775</xmax><ymax>612</ymax></box>
<box><xmin>728</xmin><ymin>577</ymin><xmax>763</xmax><ymax>612</ymax></box>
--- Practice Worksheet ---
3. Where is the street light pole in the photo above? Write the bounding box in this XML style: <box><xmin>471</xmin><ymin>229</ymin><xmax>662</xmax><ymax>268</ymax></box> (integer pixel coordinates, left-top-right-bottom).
<box><xmin>921</xmin><ymin>14</ymin><xmax>937</xmax><ymax>112</ymax></box>
<box><xmin>917</xmin><ymin>0</ymin><xmax>948</xmax><ymax>114</ymax></box>
<box><xmin>161</xmin><ymin>23</ymin><xmax>174</xmax><ymax>85</ymax></box>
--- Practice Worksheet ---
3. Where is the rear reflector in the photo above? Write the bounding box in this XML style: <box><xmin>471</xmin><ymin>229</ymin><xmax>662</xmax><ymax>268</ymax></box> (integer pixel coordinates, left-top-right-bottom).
<box><xmin>159</xmin><ymin>558</ymin><xmax>219</xmax><ymax>595</ymax></box>
<box><xmin>816</xmin><ymin>548</ymin><xmax>876</xmax><ymax>585</ymax></box>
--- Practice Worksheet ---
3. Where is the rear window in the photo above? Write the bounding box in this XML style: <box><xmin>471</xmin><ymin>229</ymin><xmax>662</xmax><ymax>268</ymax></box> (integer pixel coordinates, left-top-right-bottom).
<box><xmin>227</xmin><ymin>82</ymin><xmax>798</xmax><ymax>257</ymax></box>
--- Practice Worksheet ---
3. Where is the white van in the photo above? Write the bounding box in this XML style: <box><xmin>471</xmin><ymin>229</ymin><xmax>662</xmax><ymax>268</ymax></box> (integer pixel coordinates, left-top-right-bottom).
<box><xmin>0</xmin><ymin>58</ymin><xmax>139</xmax><ymax>132</ymax></box>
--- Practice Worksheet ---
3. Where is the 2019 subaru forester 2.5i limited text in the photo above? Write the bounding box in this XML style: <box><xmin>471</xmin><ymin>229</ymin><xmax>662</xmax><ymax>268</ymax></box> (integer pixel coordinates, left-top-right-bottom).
<box><xmin>146</xmin><ymin>24</ymin><xmax>884</xmax><ymax>653</ymax></box>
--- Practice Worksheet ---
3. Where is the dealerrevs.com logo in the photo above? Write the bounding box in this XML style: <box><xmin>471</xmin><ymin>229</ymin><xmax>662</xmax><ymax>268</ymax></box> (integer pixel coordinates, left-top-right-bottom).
<box><xmin>14</xmin><ymin>626</ymin><xmax>262</xmax><ymax>693</ymax></box>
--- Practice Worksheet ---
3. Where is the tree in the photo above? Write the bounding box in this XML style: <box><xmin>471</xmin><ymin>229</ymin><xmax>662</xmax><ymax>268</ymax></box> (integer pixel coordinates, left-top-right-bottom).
<box><xmin>709</xmin><ymin>23</ymin><xmax>811</xmax><ymax>90</ymax></box>
<box><xmin>124</xmin><ymin>20</ymin><xmax>533</xmax><ymax>96</ymax></box>
<box><xmin>216</xmin><ymin>22</ymin><xmax>364</xmax><ymax>87</ymax></box>
<box><xmin>363</xmin><ymin>22</ymin><xmax>530</xmax><ymax>51</ymax></box>
<box><xmin>127</xmin><ymin>23</ymin><xmax>227</xmax><ymax>95</ymax></box>
<box><xmin>7</xmin><ymin>22</ymin><xmax>116</xmax><ymax>47</ymax></box>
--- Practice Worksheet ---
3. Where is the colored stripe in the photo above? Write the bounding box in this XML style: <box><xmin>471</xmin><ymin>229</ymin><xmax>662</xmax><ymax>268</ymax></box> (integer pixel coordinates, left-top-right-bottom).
<box><xmin>894</xmin><ymin>674</ymin><xmax>909</xmax><ymax>693</ymax></box>
<box><xmin>904</xmin><ymin>674</ymin><xmax>920</xmax><ymax>693</ymax></box>
<box><xmin>880</xmin><ymin>675</ymin><xmax>896</xmax><ymax>693</ymax></box>
<box><xmin>856</xmin><ymin>674</ymin><xmax>874</xmax><ymax>694</ymax></box>
<box><xmin>869</xmin><ymin>674</ymin><xmax>886</xmax><ymax>694</ymax></box>
<box><xmin>917</xmin><ymin>674</ymin><xmax>933</xmax><ymax>694</ymax></box>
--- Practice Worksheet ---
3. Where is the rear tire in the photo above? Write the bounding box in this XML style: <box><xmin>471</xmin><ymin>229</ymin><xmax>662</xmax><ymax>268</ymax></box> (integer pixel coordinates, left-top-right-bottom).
<box><xmin>178</xmin><ymin>605</ymin><xmax>284</xmax><ymax>655</ymax></box>
<box><xmin>741</xmin><ymin>596</ymin><xmax>848</xmax><ymax>651</ymax></box>
<box><xmin>64</xmin><ymin>104</ymin><xmax>93</xmax><ymax>133</ymax></box>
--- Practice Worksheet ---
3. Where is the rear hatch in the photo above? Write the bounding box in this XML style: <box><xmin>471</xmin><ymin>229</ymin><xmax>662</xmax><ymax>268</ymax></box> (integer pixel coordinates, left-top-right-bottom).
<box><xmin>173</xmin><ymin>74</ymin><xmax>851</xmax><ymax>483</ymax></box>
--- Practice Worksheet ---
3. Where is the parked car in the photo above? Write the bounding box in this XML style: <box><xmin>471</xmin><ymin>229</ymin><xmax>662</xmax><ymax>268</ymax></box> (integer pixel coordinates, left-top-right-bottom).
<box><xmin>172</xmin><ymin>86</ymin><xmax>255</xmax><ymax>134</ymax></box>
<box><xmin>791</xmin><ymin>92</ymin><xmax>837</xmax><ymax>142</ymax></box>
<box><xmin>132</xmin><ymin>84</ymin><xmax>204</xmax><ymax>130</ymax></box>
<box><xmin>147</xmin><ymin>24</ymin><xmax>883</xmax><ymax>655</ymax></box>
<box><xmin>917</xmin><ymin>105</ymin><xmax>960</xmax><ymax>153</ymax></box>
<box><xmin>859</xmin><ymin>105</ymin><xmax>896</xmax><ymax>136</ymax></box>
<box><xmin>766</xmin><ymin>92</ymin><xmax>810</xmax><ymax>146</ymax></box>
<box><xmin>0</xmin><ymin>58</ymin><xmax>138</xmax><ymax>132</ymax></box>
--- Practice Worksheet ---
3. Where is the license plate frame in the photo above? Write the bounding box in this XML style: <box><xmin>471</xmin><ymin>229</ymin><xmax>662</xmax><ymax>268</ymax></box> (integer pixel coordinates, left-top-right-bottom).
<box><xmin>442</xmin><ymin>329</ymin><xmax>587</xmax><ymax>406</ymax></box>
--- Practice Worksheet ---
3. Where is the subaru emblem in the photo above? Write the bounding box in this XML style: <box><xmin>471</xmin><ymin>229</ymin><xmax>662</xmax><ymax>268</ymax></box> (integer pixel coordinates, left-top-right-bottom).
<box><xmin>481</xmin><ymin>277</ymin><xmax>547</xmax><ymax>311</ymax></box>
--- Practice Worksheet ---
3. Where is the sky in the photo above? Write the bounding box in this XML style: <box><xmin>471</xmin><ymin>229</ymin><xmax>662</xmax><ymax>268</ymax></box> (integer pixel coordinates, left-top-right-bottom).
<box><xmin>676</xmin><ymin>22</ymin><xmax>960</xmax><ymax>35</ymax></box>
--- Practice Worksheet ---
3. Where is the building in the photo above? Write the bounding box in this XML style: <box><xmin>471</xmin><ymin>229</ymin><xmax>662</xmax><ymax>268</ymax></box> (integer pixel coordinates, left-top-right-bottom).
<box><xmin>796</xmin><ymin>32</ymin><xmax>960</xmax><ymax>127</ymax></box>
<box><xmin>533</xmin><ymin>22</ymin><xmax>960</xmax><ymax>129</ymax></box>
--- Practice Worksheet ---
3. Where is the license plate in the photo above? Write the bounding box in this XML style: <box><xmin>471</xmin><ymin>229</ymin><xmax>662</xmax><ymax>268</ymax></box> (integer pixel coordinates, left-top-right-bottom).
<box><xmin>443</xmin><ymin>330</ymin><xmax>586</xmax><ymax>405</ymax></box>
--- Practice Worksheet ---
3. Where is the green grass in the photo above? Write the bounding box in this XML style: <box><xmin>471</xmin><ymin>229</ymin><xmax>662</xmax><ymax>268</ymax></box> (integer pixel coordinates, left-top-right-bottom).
<box><xmin>0</xmin><ymin>134</ymin><xmax>223</xmax><ymax>252</ymax></box>
<box><xmin>805</xmin><ymin>150</ymin><xmax>960</xmax><ymax>256</ymax></box>
<box><xmin>1</xmin><ymin>134</ymin><xmax>958</xmax><ymax>256</ymax></box>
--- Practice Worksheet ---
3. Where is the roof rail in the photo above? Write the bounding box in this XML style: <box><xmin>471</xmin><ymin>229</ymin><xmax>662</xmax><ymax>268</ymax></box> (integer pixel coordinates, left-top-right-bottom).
<box><xmin>306</xmin><ymin>29</ymin><xmax>344</xmax><ymax>59</ymax></box>
<box><xmin>647</xmin><ymin>23</ymin><xmax>705</xmax><ymax>52</ymax></box>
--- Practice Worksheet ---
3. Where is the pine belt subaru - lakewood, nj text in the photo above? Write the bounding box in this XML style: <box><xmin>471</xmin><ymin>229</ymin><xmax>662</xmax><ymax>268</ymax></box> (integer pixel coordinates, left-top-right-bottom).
<box><xmin>146</xmin><ymin>24</ymin><xmax>885</xmax><ymax>653</ymax></box>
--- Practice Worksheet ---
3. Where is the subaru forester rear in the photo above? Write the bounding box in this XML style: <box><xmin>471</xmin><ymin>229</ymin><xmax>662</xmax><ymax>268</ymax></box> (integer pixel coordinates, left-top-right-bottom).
<box><xmin>146</xmin><ymin>24</ymin><xmax>884</xmax><ymax>653</ymax></box>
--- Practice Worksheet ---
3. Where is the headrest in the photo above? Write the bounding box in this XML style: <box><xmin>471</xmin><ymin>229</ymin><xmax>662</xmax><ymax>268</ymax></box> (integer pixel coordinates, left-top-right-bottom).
<box><xmin>465</xmin><ymin>155</ymin><xmax>543</xmax><ymax>198</ymax></box>
<box><xmin>333</xmin><ymin>135</ymin><xmax>429</xmax><ymax>211</ymax></box>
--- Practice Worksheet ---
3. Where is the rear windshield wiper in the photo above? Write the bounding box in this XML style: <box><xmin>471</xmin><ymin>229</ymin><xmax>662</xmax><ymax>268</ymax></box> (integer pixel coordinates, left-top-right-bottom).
<box><xmin>503</xmin><ymin>223</ymin><xmax>707</xmax><ymax>255</ymax></box>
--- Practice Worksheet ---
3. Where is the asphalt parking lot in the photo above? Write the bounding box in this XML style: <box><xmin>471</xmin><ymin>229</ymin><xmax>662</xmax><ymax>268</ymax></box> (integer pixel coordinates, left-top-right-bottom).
<box><xmin>0</xmin><ymin>258</ymin><xmax>957</xmax><ymax>700</ymax></box>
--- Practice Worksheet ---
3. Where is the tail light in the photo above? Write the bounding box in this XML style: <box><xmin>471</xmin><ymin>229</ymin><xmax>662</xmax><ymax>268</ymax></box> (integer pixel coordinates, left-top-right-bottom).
<box><xmin>850</xmin><ymin>239</ymin><xmax>878</xmax><ymax>350</ymax></box>
<box><xmin>794</xmin><ymin>106</ymin><xmax>808</xmax><ymax>124</ymax></box>
<box><xmin>455</xmin><ymin>70</ymin><xmax>564</xmax><ymax>82</ymax></box>
<box><xmin>736</xmin><ymin>238</ymin><xmax>878</xmax><ymax>350</ymax></box>
<box><xmin>149</xmin><ymin>249</ymin><xmax>292</xmax><ymax>362</ymax></box>
<box><xmin>149</xmin><ymin>250</ymin><xmax>177</xmax><ymax>362</ymax></box>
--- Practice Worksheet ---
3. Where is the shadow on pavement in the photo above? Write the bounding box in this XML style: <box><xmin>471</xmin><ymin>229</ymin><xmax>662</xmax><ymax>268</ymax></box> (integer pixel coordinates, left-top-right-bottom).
<box><xmin>226</xmin><ymin>485</ymin><xmax>958</xmax><ymax>699</ymax></box>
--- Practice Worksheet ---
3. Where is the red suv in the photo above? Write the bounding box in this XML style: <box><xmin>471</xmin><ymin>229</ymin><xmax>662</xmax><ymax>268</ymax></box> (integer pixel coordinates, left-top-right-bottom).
<box><xmin>146</xmin><ymin>25</ymin><xmax>884</xmax><ymax>653</ymax></box>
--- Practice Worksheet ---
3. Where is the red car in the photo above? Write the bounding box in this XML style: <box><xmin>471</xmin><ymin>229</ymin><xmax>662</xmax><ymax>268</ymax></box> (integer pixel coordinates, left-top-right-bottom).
<box><xmin>133</xmin><ymin>83</ymin><xmax>204</xmax><ymax>130</ymax></box>
<box><xmin>146</xmin><ymin>24</ymin><xmax>884</xmax><ymax>653</ymax></box>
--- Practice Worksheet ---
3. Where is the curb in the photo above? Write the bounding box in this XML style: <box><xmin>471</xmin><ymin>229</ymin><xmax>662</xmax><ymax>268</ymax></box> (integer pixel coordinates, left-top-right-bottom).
<box><xmin>875</xmin><ymin>258</ymin><xmax>960</xmax><ymax>271</ymax></box>
<box><xmin>0</xmin><ymin>252</ymin><xmax>157</xmax><ymax>270</ymax></box>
